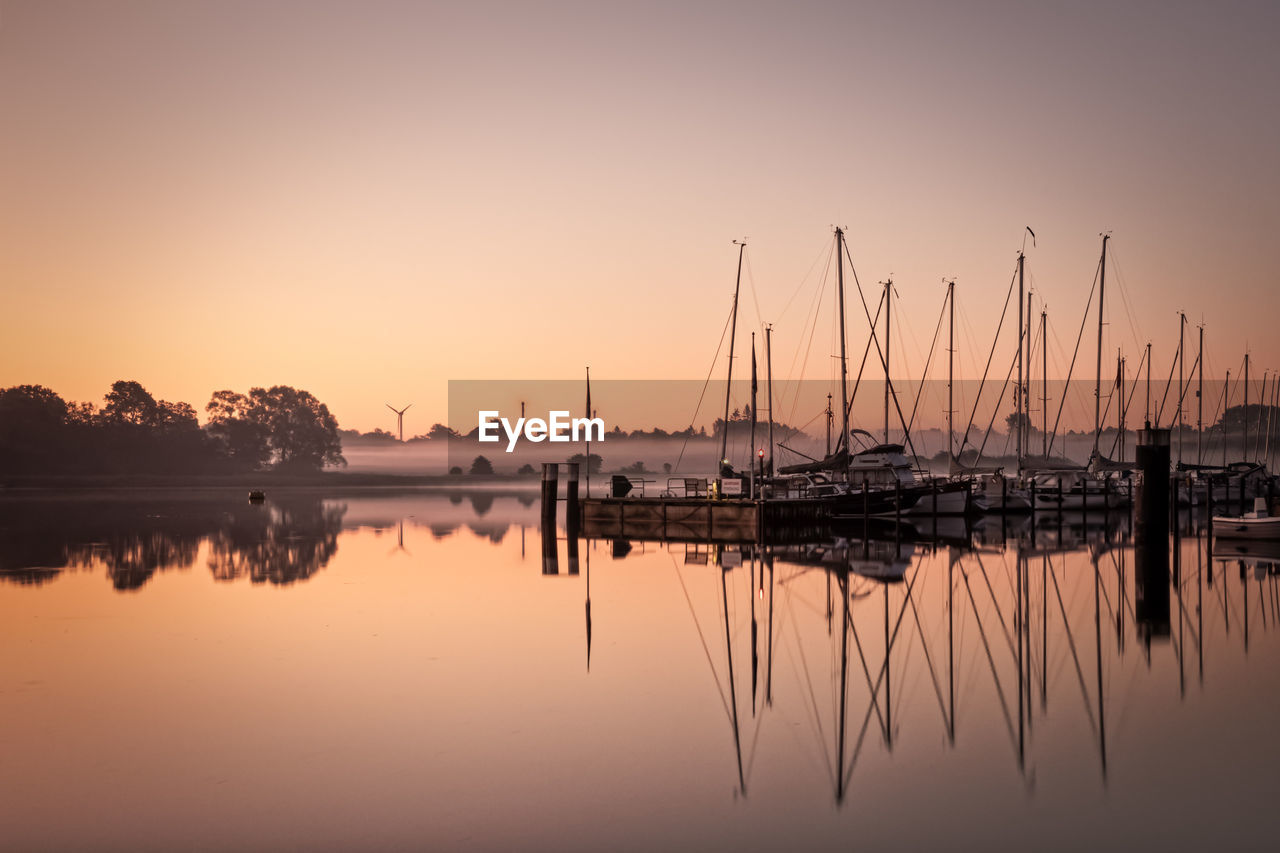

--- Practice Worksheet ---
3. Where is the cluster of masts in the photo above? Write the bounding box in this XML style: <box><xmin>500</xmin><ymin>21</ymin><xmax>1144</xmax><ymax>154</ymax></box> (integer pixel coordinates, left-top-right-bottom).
<box><xmin>719</xmin><ymin>228</ymin><xmax>1271</xmax><ymax>479</ymax></box>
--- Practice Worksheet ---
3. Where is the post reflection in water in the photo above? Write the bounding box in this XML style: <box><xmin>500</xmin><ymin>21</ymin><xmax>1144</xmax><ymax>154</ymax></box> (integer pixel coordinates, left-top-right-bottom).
<box><xmin>3</xmin><ymin>493</ymin><xmax>1280</xmax><ymax>850</ymax></box>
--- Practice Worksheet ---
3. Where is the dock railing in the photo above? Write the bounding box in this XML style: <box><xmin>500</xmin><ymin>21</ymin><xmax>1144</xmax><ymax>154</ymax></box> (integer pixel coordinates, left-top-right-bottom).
<box><xmin>661</xmin><ymin>477</ymin><xmax>709</xmax><ymax>498</ymax></box>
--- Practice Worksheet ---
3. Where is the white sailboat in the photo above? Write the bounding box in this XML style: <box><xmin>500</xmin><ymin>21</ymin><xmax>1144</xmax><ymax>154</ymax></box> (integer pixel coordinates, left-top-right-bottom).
<box><xmin>1214</xmin><ymin>497</ymin><xmax>1280</xmax><ymax>540</ymax></box>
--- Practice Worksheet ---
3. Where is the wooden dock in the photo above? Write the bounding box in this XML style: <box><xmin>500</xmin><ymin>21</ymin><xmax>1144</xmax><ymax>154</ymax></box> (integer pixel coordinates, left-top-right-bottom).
<box><xmin>581</xmin><ymin>496</ymin><xmax>834</xmax><ymax>544</ymax></box>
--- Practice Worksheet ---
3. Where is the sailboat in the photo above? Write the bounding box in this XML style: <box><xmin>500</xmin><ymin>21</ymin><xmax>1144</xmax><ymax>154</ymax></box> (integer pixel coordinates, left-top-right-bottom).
<box><xmin>951</xmin><ymin>240</ymin><xmax>1036</xmax><ymax>512</ymax></box>
<box><xmin>1214</xmin><ymin>497</ymin><xmax>1280</xmax><ymax>540</ymax></box>
<box><xmin>1027</xmin><ymin>234</ymin><xmax>1129</xmax><ymax>511</ymax></box>
<box><xmin>775</xmin><ymin>228</ymin><xmax>977</xmax><ymax>517</ymax></box>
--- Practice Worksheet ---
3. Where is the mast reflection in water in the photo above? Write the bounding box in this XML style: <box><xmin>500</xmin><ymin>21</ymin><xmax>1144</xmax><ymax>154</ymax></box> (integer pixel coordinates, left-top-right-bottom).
<box><xmin>2</xmin><ymin>492</ymin><xmax>1278</xmax><ymax>850</ymax></box>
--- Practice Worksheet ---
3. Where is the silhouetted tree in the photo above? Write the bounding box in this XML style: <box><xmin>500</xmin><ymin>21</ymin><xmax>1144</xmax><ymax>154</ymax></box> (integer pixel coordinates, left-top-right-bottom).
<box><xmin>206</xmin><ymin>386</ymin><xmax>344</xmax><ymax>472</ymax></box>
<box><xmin>250</xmin><ymin>386</ymin><xmax>345</xmax><ymax>471</ymax></box>
<box><xmin>205</xmin><ymin>390</ymin><xmax>271</xmax><ymax>470</ymax></box>
<box><xmin>1004</xmin><ymin>411</ymin><xmax>1032</xmax><ymax>436</ymax></box>
<box><xmin>338</xmin><ymin>427</ymin><xmax>398</xmax><ymax>444</ymax></box>
<box><xmin>470</xmin><ymin>455</ymin><xmax>494</xmax><ymax>475</ymax></box>
<box><xmin>516</xmin><ymin>463</ymin><xmax>536</xmax><ymax>476</ymax></box>
<box><xmin>0</xmin><ymin>384</ymin><xmax>69</xmax><ymax>473</ymax></box>
<box><xmin>420</xmin><ymin>423</ymin><xmax>460</xmax><ymax>441</ymax></box>
<box><xmin>567</xmin><ymin>452</ymin><xmax>603</xmax><ymax>474</ymax></box>
<box><xmin>103</xmin><ymin>380</ymin><xmax>161</xmax><ymax>426</ymax></box>
<box><xmin>1</xmin><ymin>380</ymin><xmax>351</xmax><ymax>477</ymax></box>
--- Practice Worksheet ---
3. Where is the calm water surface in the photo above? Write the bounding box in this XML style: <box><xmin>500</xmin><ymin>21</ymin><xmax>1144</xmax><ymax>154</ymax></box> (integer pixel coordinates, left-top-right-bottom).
<box><xmin>2</xmin><ymin>489</ymin><xmax>1278</xmax><ymax>851</ymax></box>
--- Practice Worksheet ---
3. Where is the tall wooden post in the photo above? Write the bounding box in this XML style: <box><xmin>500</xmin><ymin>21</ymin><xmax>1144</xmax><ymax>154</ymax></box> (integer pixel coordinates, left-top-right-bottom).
<box><xmin>541</xmin><ymin>463</ymin><xmax>560</xmax><ymax>575</ymax></box>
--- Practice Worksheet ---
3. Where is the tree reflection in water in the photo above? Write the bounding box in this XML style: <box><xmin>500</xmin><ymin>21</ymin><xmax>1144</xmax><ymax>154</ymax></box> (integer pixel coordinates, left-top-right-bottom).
<box><xmin>88</xmin><ymin>531</ymin><xmax>202</xmax><ymax>591</ymax></box>
<box><xmin>207</xmin><ymin>500</ymin><xmax>346</xmax><ymax>585</ymax></box>
<box><xmin>0</xmin><ymin>495</ymin><xmax>347</xmax><ymax>591</ymax></box>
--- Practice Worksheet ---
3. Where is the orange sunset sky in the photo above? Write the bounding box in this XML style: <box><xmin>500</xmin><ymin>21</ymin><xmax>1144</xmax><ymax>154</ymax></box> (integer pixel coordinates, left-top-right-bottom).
<box><xmin>2</xmin><ymin>0</ymin><xmax>1277</xmax><ymax>434</ymax></box>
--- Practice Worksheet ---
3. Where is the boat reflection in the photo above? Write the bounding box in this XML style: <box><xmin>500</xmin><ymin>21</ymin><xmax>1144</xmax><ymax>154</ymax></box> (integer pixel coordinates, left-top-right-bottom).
<box><xmin>557</xmin><ymin>515</ymin><xmax>1278</xmax><ymax>806</ymax></box>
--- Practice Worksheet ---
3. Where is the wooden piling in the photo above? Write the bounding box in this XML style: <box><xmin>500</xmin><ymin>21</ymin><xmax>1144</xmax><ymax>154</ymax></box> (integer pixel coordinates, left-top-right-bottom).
<box><xmin>565</xmin><ymin>462</ymin><xmax>580</xmax><ymax>537</ymax></box>
<box><xmin>541</xmin><ymin>463</ymin><xmax>559</xmax><ymax>529</ymax></box>
<box><xmin>1135</xmin><ymin>426</ymin><xmax>1172</xmax><ymax>636</ymax></box>
<box><xmin>541</xmin><ymin>463</ymin><xmax>559</xmax><ymax>574</ymax></box>
<box><xmin>862</xmin><ymin>481</ymin><xmax>869</xmax><ymax>535</ymax></box>
<box><xmin>1206</xmin><ymin>481</ymin><xmax>1214</xmax><ymax>534</ymax></box>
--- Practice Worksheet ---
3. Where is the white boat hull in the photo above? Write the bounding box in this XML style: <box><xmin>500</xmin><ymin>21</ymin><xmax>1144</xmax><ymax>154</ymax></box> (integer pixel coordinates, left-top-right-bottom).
<box><xmin>902</xmin><ymin>488</ymin><xmax>972</xmax><ymax>516</ymax></box>
<box><xmin>1032</xmin><ymin>491</ymin><xmax>1122</xmax><ymax>511</ymax></box>
<box><xmin>1212</xmin><ymin>516</ymin><xmax>1280</xmax><ymax>540</ymax></box>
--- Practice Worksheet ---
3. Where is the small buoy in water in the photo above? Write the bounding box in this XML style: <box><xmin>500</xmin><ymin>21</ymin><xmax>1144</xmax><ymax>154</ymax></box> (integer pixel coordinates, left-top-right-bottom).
<box><xmin>248</xmin><ymin>490</ymin><xmax>266</xmax><ymax>503</ymax></box>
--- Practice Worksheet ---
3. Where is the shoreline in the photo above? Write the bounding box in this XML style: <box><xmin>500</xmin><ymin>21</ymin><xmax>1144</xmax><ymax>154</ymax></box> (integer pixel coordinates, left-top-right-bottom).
<box><xmin>0</xmin><ymin>471</ymin><xmax>543</xmax><ymax>493</ymax></box>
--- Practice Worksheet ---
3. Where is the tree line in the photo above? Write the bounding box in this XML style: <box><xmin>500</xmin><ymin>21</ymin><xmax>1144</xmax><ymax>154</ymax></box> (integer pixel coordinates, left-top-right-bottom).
<box><xmin>342</xmin><ymin>409</ymin><xmax>810</xmax><ymax>445</ymax></box>
<box><xmin>0</xmin><ymin>381</ymin><xmax>345</xmax><ymax>476</ymax></box>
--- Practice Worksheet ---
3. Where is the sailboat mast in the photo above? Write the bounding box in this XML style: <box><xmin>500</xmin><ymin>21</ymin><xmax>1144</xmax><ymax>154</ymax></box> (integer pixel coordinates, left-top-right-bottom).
<box><xmin>585</xmin><ymin>367</ymin><xmax>591</xmax><ymax>496</ymax></box>
<box><xmin>1254</xmin><ymin>371</ymin><xmax>1264</xmax><ymax>466</ymax></box>
<box><xmin>1093</xmin><ymin>235</ymin><xmax>1109</xmax><ymax>459</ymax></box>
<box><xmin>836</xmin><ymin>229</ymin><xmax>850</xmax><ymax>458</ymax></box>
<box><xmin>825</xmin><ymin>394</ymin><xmax>833</xmax><ymax>457</ymax></box>
<box><xmin>1223</xmin><ymin>369</ymin><xmax>1231</xmax><ymax>467</ymax></box>
<box><xmin>948</xmin><ymin>280</ymin><xmax>955</xmax><ymax>472</ymax></box>
<box><xmin>1244</xmin><ymin>352</ymin><xmax>1250</xmax><ymax>464</ymax></box>
<box><xmin>884</xmin><ymin>278</ymin><xmax>892</xmax><ymax>444</ymax></box>
<box><xmin>720</xmin><ymin>241</ymin><xmax>746</xmax><ymax>471</ymax></box>
<box><xmin>1041</xmin><ymin>310</ymin><xmax>1048</xmax><ymax>459</ymax></box>
<box><xmin>1264</xmin><ymin>373</ymin><xmax>1274</xmax><ymax>471</ymax></box>
<box><xmin>1017</xmin><ymin>251</ymin><xmax>1025</xmax><ymax>466</ymax></box>
<box><xmin>766</xmin><ymin>325</ymin><xmax>775</xmax><ymax>478</ymax></box>
<box><xmin>750</xmin><ymin>332</ymin><xmax>757</xmax><ymax>497</ymax></box>
<box><xmin>1025</xmin><ymin>290</ymin><xmax>1033</xmax><ymax>466</ymax></box>
<box><xmin>1146</xmin><ymin>342</ymin><xmax>1152</xmax><ymax>426</ymax></box>
<box><xmin>1118</xmin><ymin>351</ymin><xmax>1126</xmax><ymax>463</ymax></box>
<box><xmin>1178</xmin><ymin>312</ymin><xmax>1185</xmax><ymax>466</ymax></box>
<box><xmin>1197</xmin><ymin>325</ymin><xmax>1204</xmax><ymax>465</ymax></box>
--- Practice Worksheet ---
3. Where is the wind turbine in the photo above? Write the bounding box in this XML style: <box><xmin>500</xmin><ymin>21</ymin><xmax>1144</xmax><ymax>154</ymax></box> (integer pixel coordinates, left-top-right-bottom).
<box><xmin>386</xmin><ymin>403</ymin><xmax>412</xmax><ymax>441</ymax></box>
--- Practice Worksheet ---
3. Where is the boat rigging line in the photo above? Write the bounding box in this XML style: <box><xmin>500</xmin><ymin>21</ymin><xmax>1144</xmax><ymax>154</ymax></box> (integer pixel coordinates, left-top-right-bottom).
<box><xmin>1153</xmin><ymin>329</ymin><xmax>1185</xmax><ymax>427</ymax></box>
<box><xmin>904</xmin><ymin>286</ymin><xmax>950</xmax><ymax>440</ymax></box>
<box><xmin>956</xmin><ymin>261</ymin><xmax>1020</xmax><ymax>461</ymax></box>
<box><xmin>674</xmin><ymin>297</ymin><xmax>736</xmax><ymax>473</ymax></box>
<box><xmin>838</xmin><ymin>238</ymin><xmax>925</xmax><ymax>466</ymax></box>
<box><xmin>1045</xmin><ymin>254</ymin><xmax>1103</xmax><ymax>458</ymax></box>
<box><xmin>970</xmin><ymin>336</ymin><xmax>1025</xmax><ymax>470</ymax></box>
